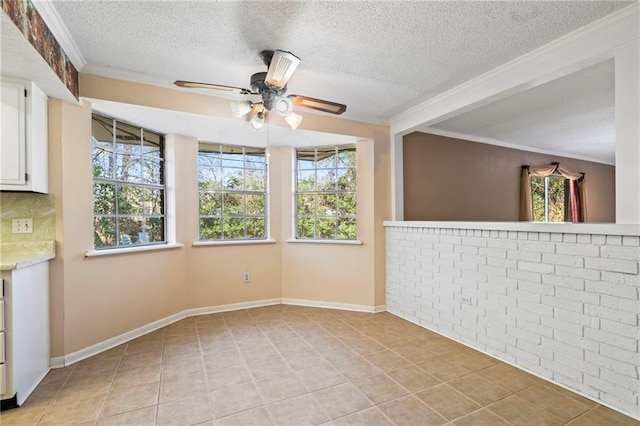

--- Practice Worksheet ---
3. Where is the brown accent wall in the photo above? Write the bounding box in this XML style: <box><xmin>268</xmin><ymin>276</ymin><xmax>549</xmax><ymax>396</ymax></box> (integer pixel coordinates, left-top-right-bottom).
<box><xmin>403</xmin><ymin>132</ymin><xmax>615</xmax><ymax>222</ymax></box>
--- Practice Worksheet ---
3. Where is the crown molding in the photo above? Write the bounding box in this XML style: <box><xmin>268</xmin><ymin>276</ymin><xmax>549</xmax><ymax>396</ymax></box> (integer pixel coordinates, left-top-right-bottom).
<box><xmin>420</xmin><ymin>127</ymin><xmax>615</xmax><ymax>166</ymax></box>
<box><xmin>31</xmin><ymin>0</ymin><xmax>86</xmax><ymax>70</ymax></box>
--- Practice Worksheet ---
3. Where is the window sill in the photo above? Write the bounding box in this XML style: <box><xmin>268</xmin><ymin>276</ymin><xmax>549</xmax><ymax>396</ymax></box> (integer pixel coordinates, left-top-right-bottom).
<box><xmin>85</xmin><ymin>243</ymin><xmax>184</xmax><ymax>257</ymax></box>
<box><xmin>193</xmin><ymin>239</ymin><xmax>277</xmax><ymax>247</ymax></box>
<box><xmin>286</xmin><ymin>238</ymin><xmax>363</xmax><ymax>245</ymax></box>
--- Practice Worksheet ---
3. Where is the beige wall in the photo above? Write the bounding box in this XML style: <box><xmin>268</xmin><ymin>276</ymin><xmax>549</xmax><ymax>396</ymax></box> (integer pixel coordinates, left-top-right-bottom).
<box><xmin>47</xmin><ymin>74</ymin><xmax>390</xmax><ymax>357</ymax></box>
<box><xmin>403</xmin><ymin>132</ymin><xmax>616</xmax><ymax>222</ymax></box>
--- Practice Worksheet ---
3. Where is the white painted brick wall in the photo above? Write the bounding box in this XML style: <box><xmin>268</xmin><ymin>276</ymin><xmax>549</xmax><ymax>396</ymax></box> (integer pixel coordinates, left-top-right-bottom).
<box><xmin>385</xmin><ymin>226</ymin><xmax>640</xmax><ymax>419</ymax></box>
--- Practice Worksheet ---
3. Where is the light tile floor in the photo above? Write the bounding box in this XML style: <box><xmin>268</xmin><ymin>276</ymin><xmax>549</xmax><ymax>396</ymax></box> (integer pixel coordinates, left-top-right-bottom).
<box><xmin>1</xmin><ymin>305</ymin><xmax>638</xmax><ymax>426</ymax></box>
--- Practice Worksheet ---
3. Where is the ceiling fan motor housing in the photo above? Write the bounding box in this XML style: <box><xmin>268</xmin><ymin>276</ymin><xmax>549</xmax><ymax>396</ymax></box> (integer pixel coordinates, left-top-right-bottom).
<box><xmin>250</xmin><ymin>72</ymin><xmax>285</xmax><ymax>110</ymax></box>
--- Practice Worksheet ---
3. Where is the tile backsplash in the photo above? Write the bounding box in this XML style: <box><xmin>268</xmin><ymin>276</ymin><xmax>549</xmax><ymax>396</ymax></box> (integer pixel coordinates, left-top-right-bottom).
<box><xmin>0</xmin><ymin>192</ymin><xmax>55</xmax><ymax>242</ymax></box>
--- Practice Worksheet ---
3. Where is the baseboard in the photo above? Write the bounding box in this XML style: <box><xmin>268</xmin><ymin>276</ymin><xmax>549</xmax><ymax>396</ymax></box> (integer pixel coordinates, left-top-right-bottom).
<box><xmin>387</xmin><ymin>307</ymin><xmax>640</xmax><ymax>422</ymax></box>
<box><xmin>59</xmin><ymin>310</ymin><xmax>185</xmax><ymax>367</ymax></box>
<box><xmin>51</xmin><ymin>298</ymin><xmax>386</xmax><ymax>369</ymax></box>
<box><xmin>282</xmin><ymin>298</ymin><xmax>385</xmax><ymax>314</ymax></box>
<box><xmin>187</xmin><ymin>298</ymin><xmax>282</xmax><ymax>317</ymax></box>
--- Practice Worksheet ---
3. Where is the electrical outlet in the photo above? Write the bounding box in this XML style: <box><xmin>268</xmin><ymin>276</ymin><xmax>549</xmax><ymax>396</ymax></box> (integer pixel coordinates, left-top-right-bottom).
<box><xmin>461</xmin><ymin>296</ymin><xmax>472</xmax><ymax>305</ymax></box>
<box><xmin>242</xmin><ymin>272</ymin><xmax>251</xmax><ymax>283</ymax></box>
<box><xmin>12</xmin><ymin>218</ymin><xmax>33</xmax><ymax>234</ymax></box>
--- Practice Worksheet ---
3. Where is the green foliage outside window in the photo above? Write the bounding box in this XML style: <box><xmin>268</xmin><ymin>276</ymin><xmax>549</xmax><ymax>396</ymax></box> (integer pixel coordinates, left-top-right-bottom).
<box><xmin>92</xmin><ymin>114</ymin><xmax>165</xmax><ymax>249</ymax></box>
<box><xmin>531</xmin><ymin>175</ymin><xmax>566</xmax><ymax>222</ymax></box>
<box><xmin>198</xmin><ymin>143</ymin><xmax>267</xmax><ymax>240</ymax></box>
<box><xmin>295</xmin><ymin>146</ymin><xmax>357</xmax><ymax>240</ymax></box>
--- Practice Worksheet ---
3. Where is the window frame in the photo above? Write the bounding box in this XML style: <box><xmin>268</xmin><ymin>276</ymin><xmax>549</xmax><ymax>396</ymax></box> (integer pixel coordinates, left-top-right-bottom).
<box><xmin>91</xmin><ymin>113</ymin><xmax>167</xmax><ymax>250</ymax></box>
<box><xmin>294</xmin><ymin>145</ymin><xmax>357</xmax><ymax>241</ymax></box>
<box><xmin>197</xmin><ymin>143</ymin><xmax>269</xmax><ymax>241</ymax></box>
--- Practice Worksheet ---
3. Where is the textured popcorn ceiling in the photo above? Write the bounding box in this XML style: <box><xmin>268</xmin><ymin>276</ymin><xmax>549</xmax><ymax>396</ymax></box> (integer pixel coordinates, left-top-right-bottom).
<box><xmin>50</xmin><ymin>1</ymin><xmax>628</xmax><ymax>125</ymax></box>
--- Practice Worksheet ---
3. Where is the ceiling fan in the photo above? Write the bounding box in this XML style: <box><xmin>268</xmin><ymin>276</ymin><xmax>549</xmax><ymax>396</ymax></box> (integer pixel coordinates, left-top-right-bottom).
<box><xmin>174</xmin><ymin>50</ymin><xmax>347</xmax><ymax>131</ymax></box>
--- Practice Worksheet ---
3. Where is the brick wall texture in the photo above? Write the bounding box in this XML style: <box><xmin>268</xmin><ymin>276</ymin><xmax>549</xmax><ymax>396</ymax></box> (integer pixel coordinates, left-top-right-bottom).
<box><xmin>385</xmin><ymin>226</ymin><xmax>639</xmax><ymax>419</ymax></box>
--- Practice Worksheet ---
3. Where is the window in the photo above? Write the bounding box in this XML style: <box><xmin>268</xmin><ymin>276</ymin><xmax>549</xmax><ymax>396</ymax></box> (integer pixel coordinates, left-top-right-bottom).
<box><xmin>295</xmin><ymin>146</ymin><xmax>357</xmax><ymax>240</ymax></box>
<box><xmin>531</xmin><ymin>175</ymin><xmax>567</xmax><ymax>222</ymax></box>
<box><xmin>198</xmin><ymin>143</ymin><xmax>267</xmax><ymax>240</ymax></box>
<box><xmin>92</xmin><ymin>114</ymin><xmax>165</xmax><ymax>249</ymax></box>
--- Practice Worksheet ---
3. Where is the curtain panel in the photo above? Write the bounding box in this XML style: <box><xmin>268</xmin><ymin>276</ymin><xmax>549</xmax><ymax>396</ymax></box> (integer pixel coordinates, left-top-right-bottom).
<box><xmin>520</xmin><ymin>163</ymin><xmax>587</xmax><ymax>222</ymax></box>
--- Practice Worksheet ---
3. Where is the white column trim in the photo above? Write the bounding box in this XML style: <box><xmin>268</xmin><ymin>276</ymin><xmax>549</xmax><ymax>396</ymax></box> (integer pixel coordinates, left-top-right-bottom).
<box><xmin>614</xmin><ymin>39</ymin><xmax>640</xmax><ymax>224</ymax></box>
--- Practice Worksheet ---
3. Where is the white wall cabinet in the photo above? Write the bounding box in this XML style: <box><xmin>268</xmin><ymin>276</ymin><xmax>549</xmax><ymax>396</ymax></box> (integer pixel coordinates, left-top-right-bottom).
<box><xmin>0</xmin><ymin>78</ymin><xmax>48</xmax><ymax>193</ymax></box>
<box><xmin>0</xmin><ymin>261</ymin><xmax>50</xmax><ymax>406</ymax></box>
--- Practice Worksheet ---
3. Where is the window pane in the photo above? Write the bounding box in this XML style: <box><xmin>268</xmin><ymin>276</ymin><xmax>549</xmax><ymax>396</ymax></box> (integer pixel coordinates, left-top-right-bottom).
<box><xmin>297</xmin><ymin>218</ymin><xmax>315</xmax><ymax>238</ymax></box>
<box><xmin>142</xmin><ymin>158</ymin><xmax>162</xmax><ymax>184</ymax></box>
<box><xmin>317</xmin><ymin>217</ymin><xmax>336</xmax><ymax>239</ymax></box>
<box><xmin>200</xmin><ymin>218</ymin><xmax>221</xmax><ymax>240</ymax></box>
<box><xmin>548</xmin><ymin>176</ymin><xmax>566</xmax><ymax>222</ymax></box>
<box><xmin>531</xmin><ymin>176</ymin><xmax>545</xmax><ymax>222</ymax></box>
<box><xmin>245</xmin><ymin>170</ymin><xmax>266</xmax><ymax>191</ymax></box>
<box><xmin>316</xmin><ymin>148</ymin><xmax>337</xmax><ymax>169</ymax></box>
<box><xmin>117</xmin><ymin>185</ymin><xmax>144</xmax><ymax>215</ymax></box>
<box><xmin>115</xmin><ymin>121</ymin><xmax>141</xmax><ymax>153</ymax></box>
<box><xmin>337</xmin><ymin>148</ymin><xmax>356</xmax><ymax>167</ymax></box>
<box><xmin>245</xmin><ymin>148</ymin><xmax>266</xmax><ymax>164</ymax></box>
<box><xmin>297</xmin><ymin>170</ymin><xmax>316</xmax><ymax>191</ymax></box>
<box><xmin>198</xmin><ymin>153</ymin><xmax>221</xmax><ymax>167</ymax></box>
<box><xmin>92</xmin><ymin>143</ymin><xmax>113</xmax><ymax>178</ymax></box>
<box><xmin>198</xmin><ymin>168</ymin><xmax>222</xmax><ymax>190</ymax></box>
<box><xmin>200</xmin><ymin>193</ymin><xmax>222</xmax><ymax>215</ymax></box>
<box><xmin>223</xmin><ymin>193</ymin><xmax>244</xmax><ymax>215</ymax></box>
<box><xmin>317</xmin><ymin>194</ymin><xmax>337</xmax><ymax>216</ymax></box>
<box><xmin>223</xmin><ymin>168</ymin><xmax>244</xmax><ymax>190</ymax></box>
<box><xmin>224</xmin><ymin>217</ymin><xmax>245</xmax><ymax>239</ymax></box>
<box><xmin>116</xmin><ymin>153</ymin><xmax>141</xmax><ymax>182</ymax></box>
<box><xmin>338</xmin><ymin>193</ymin><xmax>356</xmax><ymax>216</ymax></box>
<box><xmin>246</xmin><ymin>194</ymin><xmax>265</xmax><ymax>215</ymax></box>
<box><xmin>337</xmin><ymin>218</ymin><xmax>357</xmax><ymax>240</ymax></box>
<box><xmin>246</xmin><ymin>218</ymin><xmax>265</xmax><ymax>239</ymax></box>
<box><xmin>118</xmin><ymin>217</ymin><xmax>140</xmax><ymax>245</ymax></box>
<box><xmin>142</xmin><ymin>131</ymin><xmax>162</xmax><ymax>156</ymax></box>
<box><xmin>94</xmin><ymin>217</ymin><xmax>115</xmax><ymax>248</ymax></box>
<box><xmin>297</xmin><ymin>194</ymin><xmax>315</xmax><ymax>216</ymax></box>
<box><xmin>317</xmin><ymin>169</ymin><xmax>336</xmax><ymax>191</ymax></box>
<box><xmin>296</xmin><ymin>149</ymin><xmax>316</xmax><ymax>170</ymax></box>
<box><xmin>94</xmin><ymin>183</ymin><xmax>115</xmax><ymax>214</ymax></box>
<box><xmin>221</xmin><ymin>145</ymin><xmax>244</xmax><ymax>167</ymax></box>
<box><xmin>337</xmin><ymin>168</ymin><xmax>356</xmax><ymax>191</ymax></box>
<box><xmin>143</xmin><ymin>188</ymin><xmax>164</xmax><ymax>215</ymax></box>
<box><xmin>146</xmin><ymin>217</ymin><xmax>165</xmax><ymax>243</ymax></box>
<box><xmin>92</xmin><ymin>115</ymin><xmax>114</xmax><ymax>144</ymax></box>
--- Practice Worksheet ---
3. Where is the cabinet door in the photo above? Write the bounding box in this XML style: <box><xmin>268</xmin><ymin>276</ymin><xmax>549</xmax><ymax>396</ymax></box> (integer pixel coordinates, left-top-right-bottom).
<box><xmin>0</xmin><ymin>80</ymin><xmax>27</xmax><ymax>185</ymax></box>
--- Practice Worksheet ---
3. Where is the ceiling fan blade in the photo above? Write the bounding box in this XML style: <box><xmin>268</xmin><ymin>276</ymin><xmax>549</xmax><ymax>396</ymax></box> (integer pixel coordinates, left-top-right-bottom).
<box><xmin>289</xmin><ymin>95</ymin><xmax>347</xmax><ymax>115</ymax></box>
<box><xmin>174</xmin><ymin>80</ymin><xmax>254</xmax><ymax>95</ymax></box>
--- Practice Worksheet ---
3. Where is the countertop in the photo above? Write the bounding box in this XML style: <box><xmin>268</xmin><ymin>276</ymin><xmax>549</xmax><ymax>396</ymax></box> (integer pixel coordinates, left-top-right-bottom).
<box><xmin>0</xmin><ymin>241</ymin><xmax>56</xmax><ymax>271</ymax></box>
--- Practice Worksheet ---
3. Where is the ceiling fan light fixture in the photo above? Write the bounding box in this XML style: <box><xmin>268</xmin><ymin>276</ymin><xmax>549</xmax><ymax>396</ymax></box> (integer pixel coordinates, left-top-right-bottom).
<box><xmin>275</xmin><ymin>97</ymin><xmax>292</xmax><ymax>115</ymax></box>
<box><xmin>265</xmin><ymin>50</ymin><xmax>300</xmax><ymax>89</ymax></box>
<box><xmin>249</xmin><ymin>108</ymin><xmax>267</xmax><ymax>131</ymax></box>
<box><xmin>284</xmin><ymin>111</ymin><xmax>303</xmax><ymax>130</ymax></box>
<box><xmin>230</xmin><ymin>100</ymin><xmax>253</xmax><ymax>118</ymax></box>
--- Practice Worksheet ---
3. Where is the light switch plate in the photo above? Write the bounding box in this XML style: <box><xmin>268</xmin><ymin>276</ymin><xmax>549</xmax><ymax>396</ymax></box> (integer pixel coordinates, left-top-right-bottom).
<box><xmin>12</xmin><ymin>218</ymin><xmax>33</xmax><ymax>233</ymax></box>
